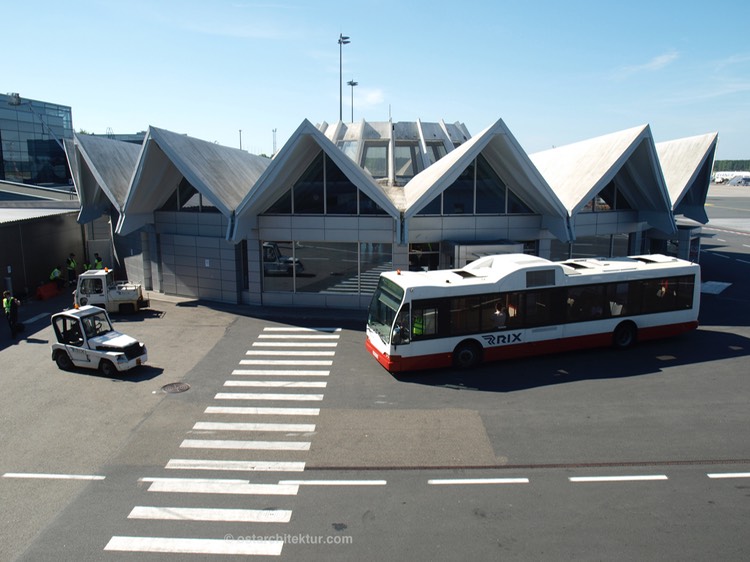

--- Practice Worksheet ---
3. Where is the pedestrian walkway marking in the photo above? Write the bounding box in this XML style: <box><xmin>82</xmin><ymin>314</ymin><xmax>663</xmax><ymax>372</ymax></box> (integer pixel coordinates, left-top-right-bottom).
<box><xmin>3</xmin><ymin>472</ymin><xmax>105</xmax><ymax>481</ymax></box>
<box><xmin>707</xmin><ymin>472</ymin><xmax>750</xmax><ymax>479</ymax></box>
<box><xmin>205</xmin><ymin>406</ymin><xmax>320</xmax><ymax>416</ymax></box>
<box><xmin>245</xmin><ymin>350</ymin><xmax>335</xmax><ymax>356</ymax></box>
<box><xmin>181</xmin><ymin>439</ymin><xmax>311</xmax><ymax>451</ymax></box>
<box><xmin>252</xmin><ymin>342</ymin><xmax>338</xmax><ymax>347</ymax></box>
<box><xmin>279</xmin><ymin>479</ymin><xmax>387</xmax><ymax>486</ymax></box>
<box><xmin>232</xmin><ymin>369</ymin><xmax>329</xmax><ymax>376</ymax></box>
<box><xmin>192</xmin><ymin>421</ymin><xmax>316</xmax><ymax>432</ymax></box>
<box><xmin>215</xmin><ymin>392</ymin><xmax>324</xmax><ymax>401</ymax></box>
<box><xmin>701</xmin><ymin>281</ymin><xmax>731</xmax><ymax>294</ymax></box>
<box><xmin>104</xmin><ymin>536</ymin><xmax>283</xmax><ymax>556</ymax></box>
<box><xmin>166</xmin><ymin>459</ymin><xmax>306</xmax><ymax>472</ymax></box>
<box><xmin>224</xmin><ymin>380</ymin><xmax>327</xmax><ymax>388</ymax></box>
<box><xmin>140</xmin><ymin>477</ymin><xmax>299</xmax><ymax>495</ymax></box>
<box><xmin>239</xmin><ymin>359</ymin><xmax>333</xmax><ymax>366</ymax></box>
<box><xmin>128</xmin><ymin>506</ymin><xmax>293</xmax><ymax>522</ymax></box>
<box><xmin>569</xmin><ymin>475</ymin><xmax>668</xmax><ymax>482</ymax></box>
<box><xmin>428</xmin><ymin>477</ymin><xmax>529</xmax><ymax>485</ymax></box>
<box><xmin>258</xmin><ymin>334</ymin><xmax>340</xmax><ymax>340</ymax></box>
<box><xmin>264</xmin><ymin>327</ymin><xmax>341</xmax><ymax>332</ymax></box>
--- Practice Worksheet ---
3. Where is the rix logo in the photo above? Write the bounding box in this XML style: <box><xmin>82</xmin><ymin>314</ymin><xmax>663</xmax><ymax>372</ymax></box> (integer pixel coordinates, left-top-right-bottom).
<box><xmin>481</xmin><ymin>332</ymin><xmax>522</xmax><ymax>346</ymax></box>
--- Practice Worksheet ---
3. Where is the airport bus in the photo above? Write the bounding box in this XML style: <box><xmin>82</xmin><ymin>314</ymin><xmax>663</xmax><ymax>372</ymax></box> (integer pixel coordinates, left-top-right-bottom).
<box><xmin>365</xmin><ymin>253</ymin><xmax>700</xmax><ymax>373</ymax></box>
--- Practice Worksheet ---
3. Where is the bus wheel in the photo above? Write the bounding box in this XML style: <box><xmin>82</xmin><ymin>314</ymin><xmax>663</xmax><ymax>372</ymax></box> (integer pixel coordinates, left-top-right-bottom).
<box><xmin>453</xmin><ymin>340</ymin><xmax>482</xmax><ymax>369</ymax></box>
<box><xmin>613</xmin><ymin>321</ymin><xmax>637</xmax><ymax>349</ymax></box>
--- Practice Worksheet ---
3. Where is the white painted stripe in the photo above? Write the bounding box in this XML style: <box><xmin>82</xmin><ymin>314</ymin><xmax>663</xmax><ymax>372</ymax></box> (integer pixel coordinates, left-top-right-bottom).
<box><xmin>737</xmin><ymin>259</ymin><xmax>750</xmax><ymax>265</ymax></box>
<box><xmin>140</xmin><ymin>477</ymin><xmax>299</xmax><ymax>495</ymax></box>
<box><xmin>224</xmin><ymin>380</ymin><xmax>327</xmax><ymax>388</ymax></box>
<box><xmin>264</xmin><ymin>327</ymin><xmax>341</xmax><ymax>332</ymax></box>
<box><xmin>569</xmin><ymin>475</ymin><xmax>668</xmax><ymax>482</ymax></box>
<box><xmin>104</xmin><ymin>536</ymin><xmax>283</xmax><ymax>555</ymax></box>
<box><xmin>128</xmin><ymin>505</ymin><xmax>292</xmax><ymax>522</ymax></box>
<box><xmin>253</xmin><ymin>342</ymin><xmax>338</xmax><ymax>347</ymax></box>
<box><xmin>232</xmin><ymin>369</ymin><xmax>329</xmax><ymax>376</ymax></box>
<box><xmin>192</xmin><ymin>421</ymin><xmax>316</xmax><ymax>432</ymax></box>
<box><xmin>24</xmin><ymin>313</ymin><xmax>49</xmax><ymax>324</ymax></box>
<box><xmin>258</xmin><ymin>334</ymin><xmax>340</xmax><ymax>339</ymax></box>
<box><xmin>707</xmin><ymin>472</ymin><xmax>750</xmax><ymax>479</ymax></box>
<box><xmin>3</xmin><ymin>472</ymin><xmax>105</xmax><ymax>481</ymax></box>
<box><xmin>181</xmin><ymin>439</ymin><xmax>311</xmax><ymax>451</ymax></box>
<box><xmin>246</xmin><ymin>350</ymin><xmax>335</xmax><ymax>356</ymax></box>
<box><xmin>239</xmin><ymin>359</ymin><xmax>333</xmax><ymax>366</ymax></box>
<box><xmin>215</xmin><ymin>392</ymin><xmax>324</xmax><ymax>401</ymax></box>
<box><xmin>279</xmin><ymin>479</ymin><xmax>387</xmax><ymax>486</ymax></box>
<box><xmin>713</xmin><ymin>253</ymin><xmax>730</xmax><ymax>259</ymax></box>
<box><xmin>166</xmin><ymin>459</ymin><xmax>305</xmax><ymax>472</ymax></box>
<box><xmin>428</xmin><ymin>478</ymin><xmax>529</xmax><ymax>485</ymax></box>
<box><xmin>205</xmin><ymin>406</ymin><xmax>320</xmax><ymax>416</ymax></box>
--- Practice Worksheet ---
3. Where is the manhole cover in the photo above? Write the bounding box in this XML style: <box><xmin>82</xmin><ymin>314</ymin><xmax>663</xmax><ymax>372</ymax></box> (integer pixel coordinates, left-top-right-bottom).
<box><xmin>161</xmin><ymin>382</ymin><xmax>190</xmax><ymax>394</ymax></box>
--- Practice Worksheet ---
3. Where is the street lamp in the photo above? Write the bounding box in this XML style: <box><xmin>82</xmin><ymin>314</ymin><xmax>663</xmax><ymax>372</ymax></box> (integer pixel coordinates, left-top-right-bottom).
<box><xmin>338</xmin><ymin>33</ymin><xmax>350</xmax><ymax>121</ymax></box>
<box><xmin>347</xmin><ymin>80</ymin><xmax>358</xmax><ymax>122</ymax></box>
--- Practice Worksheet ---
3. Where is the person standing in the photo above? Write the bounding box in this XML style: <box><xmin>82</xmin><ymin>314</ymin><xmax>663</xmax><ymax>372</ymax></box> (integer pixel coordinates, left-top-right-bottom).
<box><xmin>93</xmin><ymin>253</ymin><xmax>104</xmax><ymax>269</ymax></box>
<box><xmin>50</xmin><ymin>265</ymin><xmax>64</xmax><ymax>288</ymax></box>
<box><xmin>3</xmin><ymin>290</ymin><xmax>20</xmax><ymax>339</ymax></box>
<box><xmin>66</xmin><ymin>253</ymin><xmax>77</xmax><ymax>286</ymax></box>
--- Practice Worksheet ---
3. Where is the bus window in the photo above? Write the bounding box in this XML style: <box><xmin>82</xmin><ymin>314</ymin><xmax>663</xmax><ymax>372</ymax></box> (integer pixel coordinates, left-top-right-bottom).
<box><xmin>392</xmin><ymin>307</ymin><xmax>411</xmax><ymax>345</ymax></box>
<box><xmin>605</xmin><ymin>282</ymin><xmax>629</xmax><ymax>317</ymax></box>
<box><xmin>412</xmin><ymin>306</ymin><xmax>438</xmax><ymax>339</ymax></box>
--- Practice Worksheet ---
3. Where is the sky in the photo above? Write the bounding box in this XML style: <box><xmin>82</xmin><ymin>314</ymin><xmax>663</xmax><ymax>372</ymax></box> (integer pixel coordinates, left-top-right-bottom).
<box><xmin>5</xmin><ymin>0</ymin><xmax>749</xmax><ymax>159</ymax></box>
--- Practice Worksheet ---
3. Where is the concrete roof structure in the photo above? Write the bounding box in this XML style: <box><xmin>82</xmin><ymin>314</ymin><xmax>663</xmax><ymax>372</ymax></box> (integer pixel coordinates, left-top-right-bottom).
<box><xmin>0</xmin><ymin>200</ymin><xmax>79</xmax><ymax>225</ymax></box>
<box><xmin>65</xmin><ymin>134</ymin><xmax>142</xmax><ymax>222</ymax></box>
<box><xmin>117</xmin><ymin>126</ymin><xmax>270</xmax><ymax>236</ymax></box>
<box><xmin>656</xmin><ymin>132</ymin><xmax>718</xmax><ymax>224</ymax></box>
<box><xmin>530</xmin><ymin>125</ymin><xmax>676</xmax><ymax>235</ymax></box>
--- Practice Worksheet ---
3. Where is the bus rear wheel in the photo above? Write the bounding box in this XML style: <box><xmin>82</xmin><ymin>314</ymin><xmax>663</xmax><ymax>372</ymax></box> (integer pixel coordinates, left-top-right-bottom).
<box><xmin>613</xmin><ymin>321</ymin><xmax>637</xmax><ymax>349</ymax></box>
<box><xmin>453</xmin><ymin>340</ymin><xmax>482</xmax><ymax>369</ymax></box>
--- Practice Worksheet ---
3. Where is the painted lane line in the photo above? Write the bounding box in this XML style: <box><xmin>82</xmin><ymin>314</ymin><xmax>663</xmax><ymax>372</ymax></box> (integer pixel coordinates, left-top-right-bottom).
<box><xmin>181</xmin><ymin>439</ymin><xmax>311</xmax><ymax>451</ymax></box>
<box><xmin>104</xmin><ymin>536</ymin><xmax>282</xmax><ymax>555</ymax></box>
<box><xmin>737</xmin><ymin>259</ymin><xmax>750</xmax><ymax>265</ymax></box>
<box><xmin>569</xmin><ymin>475</ymin><xmax>668</xmax><ymax>482</ymax></box>
<box><xmin>166</xmin><ymin>459</ymin><xmax>305</xmax><ymax>472</ymax></box>
<box><xmin>24</xmin><ymin>313</ymin><xmax>49</xmax><ymax>324</ymax></box>
<box><xmin>215</xmin><ymin>392</ymin><xmax>324</xmax><ymax>401</ymax></box>
<box><xmin>707</xmin><ymin>472</ymin><xmax>750</xmax><ymax>479</ymax></box>
<box><xmin>279</xmin><ymin>479</ymin><xmax>387</xmax><ymax>486</ymax></box>
<box><xmin>3</xmin><ymin>472</ymin><xmax>105</xmax><ymax>481</ymax></box>
<box><xmin>139</xmin><ymin>477</ymin><xmax>299</xmax><ymax>495</ymax></box>
<box><xmin>224</xmin><ymin>380</ymin><xmax>327</xmax><ymax>388</ymax></box>
<box><xmin>246</xmin><ymin>350</ymin><xmax>335</xmax><ymax>356</ymax></box>
<box><xmin>192</xmin><ymin>421</ymin><xmax>316</xmax><ymax>432</ymax></box>
<box><xmin>258</xmin><ymin>334</ymin><xmax>340</xmax><ymax>340</ymax></box>
<box><xmin>232</xmin><ymin>369</ymin><xmax>329</xmax><ymax>376</ymax></box>
<box><xmin>239</xmin><ymin>359</ymin><xmax>333</xmax><ymax>366</ymax></box>
<box><xmin>128</xmin><ymin>506</ymin><xmax>292</xmax><ymax>522</ymax></box>
<box><xmin>205</xmin><ymin>406</ymin><xmax>320</xmax><ymax>416</ymax></box>
<box><xmin>713</xmin><ymin>253</ymin><xmax>730</xmax><ymax>259</ymax></box>
<box><xmin>252</xmin><ymin>342</ymin><xmax>338</xmax><ymax>347</ymax></box>
<box><xmin>428</xmin><ymin>477</ymin><xmax>529</xmax><ymax>485</ymax></box>
<box><xmin>264</xmin><ymin>327</ymin><xmax>341</xmax><ymax>332</ymax></box>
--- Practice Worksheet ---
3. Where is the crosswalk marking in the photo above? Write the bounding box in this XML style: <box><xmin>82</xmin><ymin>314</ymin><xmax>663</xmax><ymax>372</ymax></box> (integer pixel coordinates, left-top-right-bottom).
<box><xmin>215</xmin><ymin>392</ymin><xmax>324</xmax><ymax>401</ymax></box>
<box><xmin>245</xmin><ymin>350</ymin><xmax>335</xmax><ymax>356</ymax></box>
<box><xmin>263</xmin><ymin>327</ymin><xmax>341</xmax><ymax>332</ymax></box>
<box><xmin>181</xmin><ymin>439</ymin><xmax>311</xmax><ymax>451</ymax></box>
<box><xmin>232</xmin><ymin>369</ymin><xmax>329</xmax><ymax>376</ymax></box>
<box><xmin>192</xmin><ymin>421</ymin><xmax>316</xmax><ymax>432</ymax></box>
<box><xmin>258</xmin><ymin>334</ymin><xmax>340</xmax><ymax>340</ymax></box>
<box><xmin>166</xmin><ymin>459</ymin><xmax>306</xmax><ymax>472</ymax></box>
<box><xmin>252</xmin><ymin>342</ymin><xmax>338</xmax><ymax>347</ymax></box>
<box><xmin>140</xmin><ymin>477</ymin><xmax>299</xmax><ymax>495</ymax></box>
<box><xmin>104</xmin><ymin>536</ymin><xmax>283</xmax><ymax>555</ymax></box>
<box><xmin>224</xmin><ymin>380</ymin><xmax>327</xmax><ymax>388</ymax></box>
<box><xmin>205</xmin><ymin>406</ymin><xmax>320</xmax><ymax>415</ymax></box>
<box><xmin>128</xmin><ymin>506</ymin><xmax>293</xmax><ymax>522</ymax></box>
<box><xmin>239</xmin><ymin>359</ymin><xmax>333</xmax><ymax>366</ymax></box>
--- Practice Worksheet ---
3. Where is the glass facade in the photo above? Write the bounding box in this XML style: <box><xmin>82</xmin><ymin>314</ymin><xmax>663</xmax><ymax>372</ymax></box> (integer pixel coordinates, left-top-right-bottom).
<box><xmin>262</xmin><ymin>240</ymin><xmax>392</xmax><ymax>295</ymax></box>
<box><xmin>0</xmin><ymin>93</ymin><xmax>73</xmax><ymax>185</ymax></box>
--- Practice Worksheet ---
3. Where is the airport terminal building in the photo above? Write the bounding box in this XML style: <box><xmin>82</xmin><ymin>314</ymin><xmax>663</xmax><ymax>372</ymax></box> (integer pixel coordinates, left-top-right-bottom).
<box><xmin>64</xmin><ymin>117</ymin><xmax>717</xmax><ymax>309</ymax></box>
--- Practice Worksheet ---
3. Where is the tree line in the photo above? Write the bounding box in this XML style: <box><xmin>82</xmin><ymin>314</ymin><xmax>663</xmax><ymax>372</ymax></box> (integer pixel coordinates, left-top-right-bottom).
<box><xmin>714</xmin><ymin>160</ymin><xmax>750</xmax><ymax>172</ymax></box>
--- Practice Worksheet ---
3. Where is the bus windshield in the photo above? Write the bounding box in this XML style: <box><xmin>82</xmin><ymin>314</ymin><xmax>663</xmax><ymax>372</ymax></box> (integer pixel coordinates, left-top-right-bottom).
<box><xmin>367</xmin><ymin>277</ymin><xmax>405</xmax><ymax>344</ymax></box>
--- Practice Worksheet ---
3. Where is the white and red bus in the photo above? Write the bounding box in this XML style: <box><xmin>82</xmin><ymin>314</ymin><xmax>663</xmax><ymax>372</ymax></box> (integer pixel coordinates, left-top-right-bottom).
<box><xmin>365</xmin><ymin>253</ymin><xmax>700</xmax><ymax>373</ymax></box>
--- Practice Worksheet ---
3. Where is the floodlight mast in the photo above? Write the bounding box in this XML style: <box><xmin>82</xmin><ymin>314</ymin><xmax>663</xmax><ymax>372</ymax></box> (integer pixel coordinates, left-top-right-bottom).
<box><xmin>338</xmin><ymin>34</ymin><xmax>350</xmax><ymax>121</ymax></box>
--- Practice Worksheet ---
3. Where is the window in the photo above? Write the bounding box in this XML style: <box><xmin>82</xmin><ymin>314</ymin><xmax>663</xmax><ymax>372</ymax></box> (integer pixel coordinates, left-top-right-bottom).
<box><xmin>394</xmin><ymin>143</ymin><xmax>422</xmax><ymax>181</ymax></box>
<box><xmin>294</xmin><ymin>154</ymin><xmax>324</xmax><ymax>214</ymax></box>
<box><xmin>362</xmin><ymin>143</ymin><xmax>388</xmax><ymax>178</ymax></box>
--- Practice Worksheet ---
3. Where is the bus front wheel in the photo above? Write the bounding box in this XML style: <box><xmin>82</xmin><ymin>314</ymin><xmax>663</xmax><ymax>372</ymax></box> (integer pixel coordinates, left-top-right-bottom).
<box><xmin>613</xmin><ymin>321</ymin><xmax>637</xmax><ymax>349</ymax></box>
<box><xmin>453</xmin><ymin>340</ymin><xmax>482</xmax><ymax>369</ymax></box>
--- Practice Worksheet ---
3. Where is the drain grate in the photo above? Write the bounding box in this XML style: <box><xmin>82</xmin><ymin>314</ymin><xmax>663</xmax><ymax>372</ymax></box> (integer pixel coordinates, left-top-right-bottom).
<box><xmin>161</xmin><ymin>382</ymin><xmax>190</xmax><ymax>394</ymax></box>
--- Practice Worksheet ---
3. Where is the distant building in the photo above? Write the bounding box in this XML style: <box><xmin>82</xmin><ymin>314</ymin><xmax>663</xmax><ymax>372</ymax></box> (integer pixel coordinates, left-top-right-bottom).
<box><xmin>0</xmin><ymin>93</ymin><xmax>74</xmax><ymax>186</ymax></box>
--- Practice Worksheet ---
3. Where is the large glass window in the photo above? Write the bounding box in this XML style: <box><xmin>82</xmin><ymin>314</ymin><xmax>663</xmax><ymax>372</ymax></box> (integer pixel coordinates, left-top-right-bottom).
<box><xmin>362</xmin><ymin>143</ymin><xmax>388</xmax><ymax>178</ymax></box>
<box><xmin>394</xmin><ymin>143</ymin><xmax>422</xmax><ymax>181</ymax></box>
<box><xmin>443</xmin><ymin>162</ymin><xmax>475</xmax><ymax>214</ymax></box>
<box><xmin>326</xmin><ymin>157</ymin><xmax>357</xmax><ymax>214</ymax></box>
<box><xmin>475</xmin><ymin>156</ymin><xmax>506</xmax><ymax>214</ymax></box>
<box><xmin>294</xmin><ymin>154</ymin><xmax>324</xmax><ymax>214</ymax></box>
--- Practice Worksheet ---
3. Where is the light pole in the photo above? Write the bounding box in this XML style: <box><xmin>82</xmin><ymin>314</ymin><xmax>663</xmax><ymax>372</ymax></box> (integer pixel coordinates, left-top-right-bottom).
<box><xmin>347</xmin><ymin>79</ymin><xmax>358</xmax><ymax>122</ymax></box>
<box><xmin>338</xmin><ymin>33</ymin><xmax>350</xmax><ymax>121</ymax></box>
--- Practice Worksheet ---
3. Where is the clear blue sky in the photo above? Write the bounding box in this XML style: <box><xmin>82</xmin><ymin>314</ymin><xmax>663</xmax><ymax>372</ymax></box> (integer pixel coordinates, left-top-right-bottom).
<box><xmin>5</xmin><ymin>0</ymin><xmax>749</xmax><ymax>159</ymax></box>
